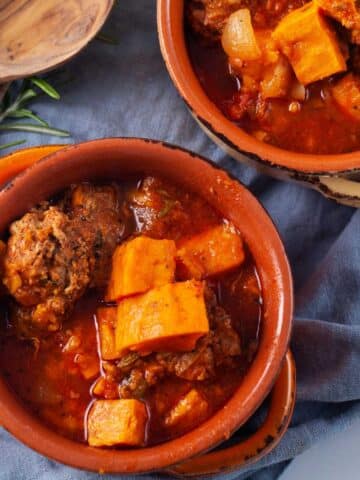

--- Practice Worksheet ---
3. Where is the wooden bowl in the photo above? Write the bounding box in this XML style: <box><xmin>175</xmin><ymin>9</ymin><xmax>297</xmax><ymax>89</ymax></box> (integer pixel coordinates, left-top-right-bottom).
<box><xmin>0</xmin><ymin>0</ymin><xmax>114</xmax><ymax>83</ymax></box>
<box><xmin>0</xmin><ymin>139</ymin><xmax>293</xmax><ymax>474</ymax></box>
<box><xmin>157</xmin><ymin>0</ymin><xmax>360</xmax><ymax>206</ymax></box>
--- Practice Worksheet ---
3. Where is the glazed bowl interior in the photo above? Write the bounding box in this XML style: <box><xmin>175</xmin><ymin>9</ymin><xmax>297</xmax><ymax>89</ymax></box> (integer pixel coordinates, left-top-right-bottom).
<box><xmin>157</xmin><ymin>0</ymin><xmax>360</xmax><ymax>175</ymax></box>
<box><xmin>0</xmin><ymin>138</ymin><xmax>293</xmax><ymax>474</ymax></box>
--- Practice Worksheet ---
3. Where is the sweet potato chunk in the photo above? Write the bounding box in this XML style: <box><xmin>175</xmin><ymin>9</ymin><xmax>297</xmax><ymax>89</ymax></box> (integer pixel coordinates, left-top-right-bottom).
<box><xmin>332</xmin><ymin>74</ymin><xmax>360</xmax><ymax>121</ymax></box>
<box><xmin>97</xmin><ymin>307</ymin><xmax>118</xmax><ymax>360</ymax></box>
<box><xmin>106</xmin><ymin>236</ymin><xmax>176</xmax><ymax>301</ymax></box>
<box><xmin>272</xmin><ymin>2</ymin><xmax>346</xmax><ymax>85</ymax></box>
<box><xmin>165</xmin><ymin>389</ymin><xmax>208</xmax><ymax>428</ymax></box>
<box><xmin>115</xmin><ymin>280</ymin><xmax>209</xmax><ymax>355</ymax></box>
<box><xmin>177</xmin><ymin>224</ymin><xmax>244</xmax><ymax>280</ymax></box>
<box><xmin>87</xmin><ymin>399</ymin><xmax>147</xmax><ymax>447</ymax></box>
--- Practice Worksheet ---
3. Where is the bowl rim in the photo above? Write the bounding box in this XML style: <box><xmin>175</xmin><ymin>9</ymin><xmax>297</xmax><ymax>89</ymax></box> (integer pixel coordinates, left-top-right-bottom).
<box><xmin>157</xmin><ymin>0</ymin><xmax>360</xmax><ymax>175</ymax></box>
<box><xmin>0</xmin><ymin>138</ymin><xmax>293</xmax><ymax>474</ymax></box>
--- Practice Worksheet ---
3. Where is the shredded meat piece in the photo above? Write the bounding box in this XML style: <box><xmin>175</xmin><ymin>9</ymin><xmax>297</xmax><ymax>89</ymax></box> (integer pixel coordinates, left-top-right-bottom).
<box><xmin>3</xmin><ymin>185</ymin><xmax>124</xmax><ymax>336</ymax></box>
<box><xmin>69</xmin><ymin>184</ymin><xmax>124</xmax><ymax>287</ymax></box>
<box><xmin>317</xmin><ymin>0</ymin><xmax>360</xmax><ymax>44</ymax></box>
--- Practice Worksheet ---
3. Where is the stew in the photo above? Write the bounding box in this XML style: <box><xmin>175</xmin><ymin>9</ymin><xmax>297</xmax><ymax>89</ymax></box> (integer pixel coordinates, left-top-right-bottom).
<box><xmin>186</xmin><ymin>0</ymin><xmax>360</xmax><ymax>154</ymax></box>
<box><xmin>0</xmin><ymin>177</ymin><xmax>262</xmax><ymax>447</ymax></box>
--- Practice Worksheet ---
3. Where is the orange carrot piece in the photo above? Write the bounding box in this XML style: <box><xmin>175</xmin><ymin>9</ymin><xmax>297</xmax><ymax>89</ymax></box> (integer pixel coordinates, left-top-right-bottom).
<box><xmin>106</xmin><ymin>236</ymin><xmax>176</xmax><ymax>302</ymax></box>
<box><xmin>87</xmin><ymin>399</ymin><xmax>147</xmax><ymax>447</ymax></box>
<box><xmin>115</xmin><ymin>280</ymin><xmax>209</xmax><ymax>355</ymax></box>
<box><xmin>177</xmin><ymin>224</ymin><xmax>245</xmax><ymax>280</ymax></box>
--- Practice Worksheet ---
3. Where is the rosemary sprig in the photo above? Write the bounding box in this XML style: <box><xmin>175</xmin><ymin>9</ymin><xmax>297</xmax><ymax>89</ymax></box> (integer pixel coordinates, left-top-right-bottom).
<box><xmin>0</xmin><ymin>77</ymin><xmax>70</xmax><ymax>142</ymax></box>
<box><xmin>0</xmin><ymin>139</ymin><xmax>26</xmax><ymax>151</ymax></box>
<box><xmin>0</xmin><ymin>123</ymin><xmax>69</xmax><ymax>137</ymax></box>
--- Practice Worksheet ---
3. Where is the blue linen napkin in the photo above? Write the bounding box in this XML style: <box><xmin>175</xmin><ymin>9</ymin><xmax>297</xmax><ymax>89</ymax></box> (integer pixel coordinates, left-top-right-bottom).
<box><xmin>1</xmin><ymin>3</ymin><xmax>359</xmax><ymax>479</ymax></box>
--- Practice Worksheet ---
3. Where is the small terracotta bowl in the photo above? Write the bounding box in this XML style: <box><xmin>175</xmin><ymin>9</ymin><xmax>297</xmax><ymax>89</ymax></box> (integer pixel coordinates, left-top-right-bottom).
<box><xmin>0</xmin><ymin>139</ymin><xmax>293</xmax><ymax>475</ymax></box>
<box><xmin>157</xmin><ymin>0</ymin><xmax>360</xmax><ymax>206</ymax></box>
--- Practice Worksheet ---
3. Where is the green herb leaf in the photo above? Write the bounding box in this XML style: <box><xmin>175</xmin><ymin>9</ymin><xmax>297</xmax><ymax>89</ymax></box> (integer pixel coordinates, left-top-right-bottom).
<box><xmin>31</xmin><ymin>78</ymin><xmax>61</xmax><ymax>100</ymax></box>
<box><xmin>17</xmin><ymin>88</ymin><xmax>38</xmax><ymax>105</ymax></box>
<box><xmin>0</xmin><ymin>139</ymin><xmax>26</xmax><ymax>151</ymax></box>
<box><xmin>0</xmin><ymin>123</ymin><xmax>70</xmax><ymax>137</ymax></box>
<box><xmin>8</xmin><ymin>109</ymin><xmax>49</xmax><ymax>126</ymax></box>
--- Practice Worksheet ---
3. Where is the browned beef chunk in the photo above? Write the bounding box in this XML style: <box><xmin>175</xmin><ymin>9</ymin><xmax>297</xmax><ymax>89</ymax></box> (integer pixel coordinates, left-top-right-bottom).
<box><xmin>186</xmin><ymin>0</ymin><xmax>249</xmax><ymax>41</ymax></box>
<box><xmin>317</xmin><ymin>0</ymin><xmax>360</xmax><ymax>44</ymax></box>
<box><xmin>2</xmin><ymin>185</ymin><xmax>124</xmax><ymax>336</ymax></box>
<box><xmin>69</xmin><ymin>184</ymin><xmax>124</xmax><ymax>288</ymax></box>
<box><xmin>3</xmin><ymin>206</ymin><xmax>92</xmax><ymax>334</ymax></box>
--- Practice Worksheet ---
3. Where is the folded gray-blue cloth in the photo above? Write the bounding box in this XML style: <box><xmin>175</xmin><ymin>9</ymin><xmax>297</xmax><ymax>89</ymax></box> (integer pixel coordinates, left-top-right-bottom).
<box><xmin>1</xmin><ymin>3</ymin><xmax>359</xmax><ymax>479</ymax></box>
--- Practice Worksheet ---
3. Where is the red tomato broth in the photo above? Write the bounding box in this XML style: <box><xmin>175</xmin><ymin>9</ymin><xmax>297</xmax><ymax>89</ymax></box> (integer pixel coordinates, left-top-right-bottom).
<box><xmin>186</xmin><ymin>3</ymin><xmax>360</xmax><ymax>154</ymax></box>
<box><xmin>0</xmin><ymin>177</ymin><xmax>262</xmax><ymax>446</ymax></box>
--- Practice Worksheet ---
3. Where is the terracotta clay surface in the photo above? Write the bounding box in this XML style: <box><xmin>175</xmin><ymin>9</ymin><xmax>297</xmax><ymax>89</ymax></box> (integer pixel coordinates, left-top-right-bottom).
<box><xmin>157</xmin><ymin>0</ymin><xmax>360</xmax><ymax>175</ymax></box>
<box><xmin>0</xmin><ymin>139</ymin><xmax>293</xmax><ymax>474</ymax></box>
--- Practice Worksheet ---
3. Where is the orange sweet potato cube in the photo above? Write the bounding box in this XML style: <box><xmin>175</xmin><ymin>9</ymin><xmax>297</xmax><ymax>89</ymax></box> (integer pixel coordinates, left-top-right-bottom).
<box><xmin>332</xmin><ymin>74</ymin><xmax>360</xmax><ymax>121</ymax></box>
<box><xmin>97</xmin><ymin>307</ymin><xmax>118</xmax><ymax>360</ymax></box>
<box><xmin>87</xmin><ymin>399</ymin><xmax>147</xmax><ymax>447</ymax></box>
<box><xmin>106</xmin><ymin>236</ymin><xmax>176</xmax><ymax>301</ymax></box>
<box><xmin>115</xmin><ymin>280</ymin><xmax>209</xmax><ymax>355</ymax></box>
<box><xmin>272</xmin><ymin>2</ymin><xmax>346</xmax><ymax>85</ymax></box>
<box><xmin>165</xmin><ymin>389</ymin><xmax>208</xmax><ymax>428</ymax></box>
<box><xmin>176</xmin><ymin>224</ymin><xmax>245</xmax><ymax>280</ymax></box>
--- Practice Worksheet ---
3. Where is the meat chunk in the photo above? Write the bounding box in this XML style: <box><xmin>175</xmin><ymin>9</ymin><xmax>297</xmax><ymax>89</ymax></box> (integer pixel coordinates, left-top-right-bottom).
<box><xmin>70</xmin><ymin>184</ymin><xmax>124</xmax><ymax>288</ymax></box>
<box><xmin>3</xmin><ymin>206</ymin><xmax>92</xmax><ymax>334</ymax></box>
<box><xmin>316</xmin><ymin>0</ymin><xmax>360</xmax><ymax>44</ymax></box>
<box><xmin>157</xmin><ymin>336</ymin><xmax>215</xmax><ymax>381</ymax></box>
<box><xmin>3</xmin><ymin>185</ymin><xmax>124</xmax><ymax>336</ymax></box>
<box><xmin>187</xmin><ymin>0</ymin><xmax>251</xmax><ymax>41</ymax></box>
<box><xmin>128</xmin><ymin>177</ymin><xmax>219</xmax><ymax>240</ymax></box>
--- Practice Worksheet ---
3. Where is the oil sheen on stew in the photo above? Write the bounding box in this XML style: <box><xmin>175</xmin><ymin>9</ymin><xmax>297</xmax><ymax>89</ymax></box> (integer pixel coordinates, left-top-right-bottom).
<box><xmin>186</xmin><ymin>0</ymin><xmax>360</xmax><ymax>154</ymax></box>
<box><xmin>0</xmin><ymin>177</ymin><xmax>262</xmax><ymax>447</ymax></box>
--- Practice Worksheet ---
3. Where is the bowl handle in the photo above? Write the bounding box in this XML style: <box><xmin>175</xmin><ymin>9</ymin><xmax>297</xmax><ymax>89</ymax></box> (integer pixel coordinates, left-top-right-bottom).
<box><xmin>0</xmin><ymin>144</ymin><xmax>66</xmax><ymax>186</ymax></box>
<box><xmin>166</xmin><ymin>350</ymin><xmax>296</xmax><ymax>477</ymax></box>
<box><xmin>316</xmin><ymin>175</ymin><xmax>360</xmax><ymax>207</ymax></box>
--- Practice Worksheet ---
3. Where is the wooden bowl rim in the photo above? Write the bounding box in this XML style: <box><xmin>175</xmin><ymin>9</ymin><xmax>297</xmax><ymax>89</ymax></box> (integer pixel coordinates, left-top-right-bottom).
<box><xmin>0</xmin><ymin>0</ymin><xmax>114</xmax><ymax>83</ymax></box>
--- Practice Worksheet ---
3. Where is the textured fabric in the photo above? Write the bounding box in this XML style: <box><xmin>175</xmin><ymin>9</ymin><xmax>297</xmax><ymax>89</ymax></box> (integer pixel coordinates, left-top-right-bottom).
<box><xmin>1</xmin><ymin>3</ymin><xmax>359</xmax><ymax>479</ymax></box>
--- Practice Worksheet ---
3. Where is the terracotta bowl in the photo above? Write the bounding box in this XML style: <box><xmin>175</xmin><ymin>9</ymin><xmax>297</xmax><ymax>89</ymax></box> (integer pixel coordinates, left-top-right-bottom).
<box><xmin>0</xmin><ymin>139</ymin><xmax>293</xmax><ymax>475</ymax></box>
<box><xmin>157</xmin><ymin>0</ymin><xmax>360</xmax><ymax>207</ymax></box>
